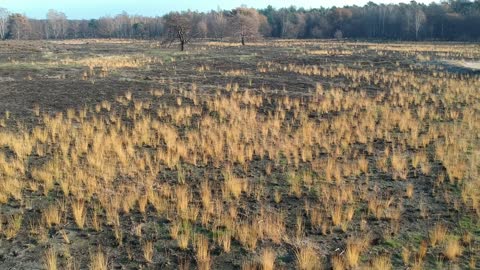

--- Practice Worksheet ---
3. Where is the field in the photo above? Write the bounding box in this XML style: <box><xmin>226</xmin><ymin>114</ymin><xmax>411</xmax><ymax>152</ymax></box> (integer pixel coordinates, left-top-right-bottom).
<box><xmin>0</xmin><ymin>39</ymin><xmax>479</xmax><ymax>269</ymax></box>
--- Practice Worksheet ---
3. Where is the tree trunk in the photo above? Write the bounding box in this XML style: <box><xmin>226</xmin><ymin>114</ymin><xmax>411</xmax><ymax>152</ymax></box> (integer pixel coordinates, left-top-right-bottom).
<box><xmin>241</xmin><ymin>35</ymin><xmax>245</xmax><ymax>46</ymax></box>
<box><xmin>180</xmin><ymin>40</ymin><xmax>184</xmax><ymax>51</ymax></box>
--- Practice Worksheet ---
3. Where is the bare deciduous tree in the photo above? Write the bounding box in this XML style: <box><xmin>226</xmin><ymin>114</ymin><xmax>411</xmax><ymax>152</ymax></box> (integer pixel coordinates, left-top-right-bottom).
<box><xmin>164</xmin><ymin>12</ymin><xmax>194</xmax><ymax>51</ymax></box>
<box><xmin>229</xmin><ymin>7</ymin><xmax>264</xmax><ymax>46</ymax></box>
<box><xmin>115</xmin><ymin>12</ymin><xmax>132</xmax><ymax>38</ymax></box>
<box><xmin>414</xmin><ymin>9</ymin><xmax>426</xmax><ymax>40</ymax></box>
<box><xmin>196</xmin><ymin>19</ymin><xmax>208</xmax><ymax>39</ymax></box>
<box><xmin>47</xmin><ymin>9</ymin><xmax>68</xmax><ymax>39</ymax></box>
<box><xmin>97</xmin><ymin>16</ymin><xmax>115</xmax><ymax>37</ymax></box>
<box><xmin>0</xmin><ymin>8</ymin><xmax>10</xmax><ymax>40</ymax></box>
<box><xmin>208</xmin><ymin>11</ymin><xmax>228</xmax><ymax>39</ymax></box>
<box><xmin>334</xmin><ymin>29</ymin><xmax>343</xmax><ymax>40</ymax></box>
<box><xmin>7</xmin><ymin>13</ymin><xmax>30</xmax><ymax>40</ymax></box>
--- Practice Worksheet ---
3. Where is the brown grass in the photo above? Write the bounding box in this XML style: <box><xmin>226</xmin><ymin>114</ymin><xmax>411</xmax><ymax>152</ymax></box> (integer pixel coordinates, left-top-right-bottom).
<box><xmin>0</xmin><ymin>40</ymin><xmax>479</xmax><ymax>269</ymax></box>
<box><xmin>331</xmin><ymin>255</ymin><xmax>346</xmax><ymax>270</ymax></box>
<box><xmin>216</xmin><ymin>230</ymin><xmax>232</xmax><ymax>253</ymax></box>
<box><xmin>71</xmin><ymin>199</ymin><xmax>86</xmax><ymax>229</ymax></box>
<box><xmin>429</xmin><ymin>224</ymin><xmax>448</xmax><ymax>247</ymax></box>
<box><xmin>195</xmin><ymin>234</ymin><xmax>211</xmax><ymax>270</ymax></box>
<box><xmin>90</xmin><ymin>248</ymin><xmax>108</xmax><ymax>270</ymax></box>
<box><xmin>371</xmin><ymin>255</ymin><xmax>392</xmax><ymax>270</ymax></box>
<box><xmin>43</xmin><ymin>204</ymin><xmax>62</xmax><ymax>228</ymax></box>
<box><xmin>295</xmin><ymin>245</ymin><xmax>322</xmax><ymax>270</ymax></box>
<box><xmin>401</xmin><ymin>247</ymin><xmax>411</xmax><ymax>266</ymax></box>
<box><xmin>443</xmin><ymin>237</ymin><xmax>463</xmax><ymax>261</ymax></box>
<box><xmin>143</xmin><ymin>241</ymin><xmax>154</xmax><ymax>263</ymax></box>
<box><xmin>43</xmin><ymin>247</ymin><xmax>57</xmax><ymax>270</ymax></box>
<box><xmin>260</xmin><ymin>248</ymin><xmax>276</xmax><ymax>270</ymax></box>
<box><xmin>345</xmin><ymin>237</ymin><xmax>369</xmax><ymax>268</ymax></box>
<box><xmin>405</xmin><ymin>183</ymin><xmax>414</xmax><ymax>198</ymax></box>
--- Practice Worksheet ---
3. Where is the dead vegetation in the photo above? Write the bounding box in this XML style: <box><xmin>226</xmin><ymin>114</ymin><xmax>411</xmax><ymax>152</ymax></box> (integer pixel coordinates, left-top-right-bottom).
<box><xmin>0</xmin><ymin>39</ymin><xmax>479</xmax><ymax>269</ymax></box>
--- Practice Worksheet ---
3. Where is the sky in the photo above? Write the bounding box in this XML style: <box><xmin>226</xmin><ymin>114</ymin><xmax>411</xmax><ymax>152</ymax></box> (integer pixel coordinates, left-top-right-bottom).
<box><xmin>0</xmin><ymin>0</ymin><xmax>434</xmax><ymax>19</ymax></box>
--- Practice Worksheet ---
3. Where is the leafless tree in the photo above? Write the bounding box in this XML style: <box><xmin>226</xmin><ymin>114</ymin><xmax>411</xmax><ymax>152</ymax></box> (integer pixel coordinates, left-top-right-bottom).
<box><xmin>0</xmin><ymin>8</ymin><xmax>10</xmax><ymax>40</ymax></box>
<box><xmin>164</xmin><ymin>12</ymin><xmax>194</xmax><ymax>51</ymax></box>
<box><xmin>97</xmin><ymin>16</ymin><xmax>115</xmax><ymax>37</ymax></box>
<box><xmin>47</xmin><ymin>9</ymin><xmax>67</xmax><ymax>39</ymax></box>
<box><xmin>208</xmin><ymin>11</ymin><xmax>228</xmax><ymax>39</ymax></box>
<box><xmin>414</xmin><ymin>9</ymin><xmax>426</xmax><ymax>40</ymax></box>
<box><xmin>147</xmin><ymin>17</ymin><xmax>165</xmax><ymax>38</ymax></box>
<box><xmin>7</xmin><ymin>13</ymin><xmax>30</xmax><ymax>40</ymax></box>
<box><xmin>229</xmin><ymin>7</ymin><xmax>263</xmax><ymax>46</ymax></box>
<box><xmin>334</xmin><ymin>29</ymin><xmax>343</xmax><ymax>40</ymax></box>
<box><xmin>196</xmin><ymin>19</ymin><xmax>208</xmax><ymax>39</ymax></box>
<box><xmin>115</xmin><ymin>12</ymin><xmax>132</xmax><ymax>38</ymax></box>
<box><xmin>282</xmin><ymin>13</ymin><xmax>306</xmax><ymax>38</ymax></box>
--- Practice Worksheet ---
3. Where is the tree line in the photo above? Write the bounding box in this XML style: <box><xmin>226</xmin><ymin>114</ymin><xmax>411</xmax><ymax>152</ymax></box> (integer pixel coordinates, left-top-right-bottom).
<box><xmin>0</xmin><ymin>1</ymin><xmax>479</xmax><ymax>43</ymax></box>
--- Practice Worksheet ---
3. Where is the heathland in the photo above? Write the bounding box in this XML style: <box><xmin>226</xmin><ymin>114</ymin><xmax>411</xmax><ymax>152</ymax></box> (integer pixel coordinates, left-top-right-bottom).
<box><xmin>0</xmin><ymin>39</ymin><xmax>479</xmax><ymax>269</ymax></box>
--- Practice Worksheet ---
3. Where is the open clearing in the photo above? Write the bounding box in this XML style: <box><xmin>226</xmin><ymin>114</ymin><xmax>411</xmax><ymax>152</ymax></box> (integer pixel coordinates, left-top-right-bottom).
<box><xmin>0</xmin><ymin>40</ymin><xmax>479</xmax><ymax>269</ymax></box>
<box><xmin>442</xmin><ymin>60</ymin><xmax>480</xmax><ymax>71</ymax></box>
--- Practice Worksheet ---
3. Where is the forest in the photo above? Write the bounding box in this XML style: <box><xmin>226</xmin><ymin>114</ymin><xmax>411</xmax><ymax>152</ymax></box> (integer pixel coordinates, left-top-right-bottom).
<box><xmin>0</xmin><ymin>0</ymin><xmax>480</xmax><ymax>42</ymax></box>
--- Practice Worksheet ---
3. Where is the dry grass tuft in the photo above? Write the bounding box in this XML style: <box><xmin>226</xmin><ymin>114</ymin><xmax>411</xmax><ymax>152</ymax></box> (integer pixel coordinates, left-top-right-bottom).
<box><xmin>43</xmin><ymin>247</ymin><xmax>57</xmax><ymax>270</ymax></box>
<box><xmin>429</xmin><ymin>224</ymin><xmax>448</xmax><ymax>247</ymax></box>
<box><xmin>71</xmin><ymin>199</ymin><xmax>86</xmax><ymax>229</ymax></box>
<box><xmin>143</xmin><ymin>241</ymin><xmax>154</xmax><ymax>263</ymax></box>
<box><xmin>295</xmin><ymin>245</ymin><xmax>322</xmax><ymax>270</ymax></box>
<box><xmin>260</xmin><ymin>248</ymin><xmax>276</xmax><ymax>270</ymax></box>
<box><xmin>90</xmin><ymin>248</ymin><xmax>108</xmax><ymax>270</ymax></box>
<box><xmin>371</xmin><ymin>255</ymin><xmax>392</xmax><ymax>270</ymax></box>
<box><xmin>443</xmin><ymin>237</ymin><xmax>463</xmax><ymax>261</ymax></box>
<box><xmin>195</xmin><ymin>234</ymin><xmax>211</xmax><ymax>270</ymax></box>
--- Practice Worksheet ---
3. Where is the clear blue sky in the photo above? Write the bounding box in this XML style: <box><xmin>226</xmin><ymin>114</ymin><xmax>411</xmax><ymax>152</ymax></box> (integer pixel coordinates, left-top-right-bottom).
<box><xmin>0</xmin><ymin>0</ymin><xmax>434</xmax><ymax>19</ymax></box>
